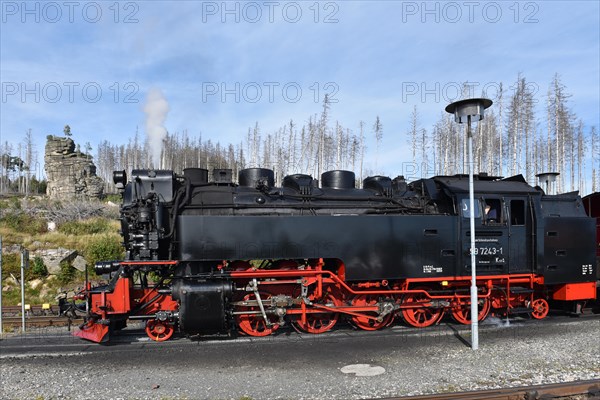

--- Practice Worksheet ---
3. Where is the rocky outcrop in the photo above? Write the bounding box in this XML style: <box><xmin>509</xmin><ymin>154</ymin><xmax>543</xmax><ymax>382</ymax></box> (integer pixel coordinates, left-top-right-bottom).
<box><xmin>44</xmin><ymin>135</ymin><xmax>104</xmax><ymax>200</ymax></box>
<box><xmin>72</xmin><ymin>255</ymin><xmax>88</xmax><ymax>272</ymax></box>
<box><xmin>37</xmin><ymin>248</ymin><xmax>78</xmax><ymax>275</ymax></box>
<box><xmin>0</xmin><ymin>244</ymin><xmax>87</xmax><ymax>276</ymax></box>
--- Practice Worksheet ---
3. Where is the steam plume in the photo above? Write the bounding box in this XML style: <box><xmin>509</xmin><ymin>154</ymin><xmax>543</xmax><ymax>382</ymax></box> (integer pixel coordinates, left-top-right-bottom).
<box><xmin>143</xmin><ymin>88</ymin><xmax>170</xmax><ymax>169</ymax></box>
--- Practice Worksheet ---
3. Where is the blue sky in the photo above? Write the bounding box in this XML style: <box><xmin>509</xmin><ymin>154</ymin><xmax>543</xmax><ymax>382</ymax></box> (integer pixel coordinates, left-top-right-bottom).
<box><xmin>1</xmin><ymin>0</ymin><xmax>599</xmax><ymax>185</ymax></box>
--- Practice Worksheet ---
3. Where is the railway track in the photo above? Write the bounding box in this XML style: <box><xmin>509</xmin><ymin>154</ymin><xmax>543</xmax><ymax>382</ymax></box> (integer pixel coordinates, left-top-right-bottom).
<box><xmin>395</xmin><ymin>379</ymin><xmax>600</xmax><ymax>399</ymax></box>
<box><xmin>1</xmin><ymin>304</ymin><xmax>61</xmax><ymax>317</ymax></box>
<box><xmin>1</xmin><ymin>305</ymin><xmax>72</xmax><ymax>328</ymax></box>
<box><xmin>1</xmin><ymin>315</ymin><xmax>83</xmax><ymax>328</ymax></box>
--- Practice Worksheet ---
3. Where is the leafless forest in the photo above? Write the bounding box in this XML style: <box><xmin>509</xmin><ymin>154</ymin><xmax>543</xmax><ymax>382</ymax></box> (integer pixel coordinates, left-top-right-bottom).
<box><xmin>2</xmin><ymin>74</ymin><xmax>599</xmax><ymax>195</ymax></box>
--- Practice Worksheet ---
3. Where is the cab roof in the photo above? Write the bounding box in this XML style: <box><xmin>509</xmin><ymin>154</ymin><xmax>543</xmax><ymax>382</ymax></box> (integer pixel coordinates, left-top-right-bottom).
<box><xmin>432</xmin><ymin>174</ymin><xmax>540</xmax><ymax>195</ymax></box>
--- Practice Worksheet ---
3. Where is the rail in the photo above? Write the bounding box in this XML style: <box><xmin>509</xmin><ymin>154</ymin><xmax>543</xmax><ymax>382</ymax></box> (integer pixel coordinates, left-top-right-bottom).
<box><xmin>1</xmin><ymin>305</ymin><xmax>60</xmax><ymax>317</ymax></box>
<box><xmin>2</xmin><ymin>315</ymin><xmax>83</xmax><ymax>328</ymax></box>
<box><xmin>390</xmin><ymin>379</ymin><xmax>600</xmax><ymax>400</ymax></box>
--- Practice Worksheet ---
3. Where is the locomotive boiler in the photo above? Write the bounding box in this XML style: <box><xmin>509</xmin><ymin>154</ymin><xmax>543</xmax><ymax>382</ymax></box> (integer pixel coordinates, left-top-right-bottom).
<box><xmin>75</xmin><ymin>167</ymin><xmax>597</xmax><ymax>343</ymax></box>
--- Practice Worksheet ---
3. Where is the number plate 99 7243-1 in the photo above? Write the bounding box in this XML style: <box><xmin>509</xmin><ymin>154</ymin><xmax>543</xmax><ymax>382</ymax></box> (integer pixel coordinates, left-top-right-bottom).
<box><xmin>469</xmin><ymin>247</ymin><xmax>504</xmax><ymax>256</ymax></box>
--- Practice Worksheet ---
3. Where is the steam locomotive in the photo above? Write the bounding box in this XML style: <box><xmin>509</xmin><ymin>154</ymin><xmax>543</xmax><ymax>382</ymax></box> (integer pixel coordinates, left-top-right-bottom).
<box><xmin>75</xmin><ymin>167</ymin><xmax>597</xmax><ymax>343</ymax></box>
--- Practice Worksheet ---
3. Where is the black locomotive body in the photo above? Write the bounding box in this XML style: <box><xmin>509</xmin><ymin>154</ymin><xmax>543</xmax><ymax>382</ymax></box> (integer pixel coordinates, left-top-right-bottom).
<box><xmin>75</xmin><ymin>167</ymin><xmax>597</xmax><ymax>342</ymax></box>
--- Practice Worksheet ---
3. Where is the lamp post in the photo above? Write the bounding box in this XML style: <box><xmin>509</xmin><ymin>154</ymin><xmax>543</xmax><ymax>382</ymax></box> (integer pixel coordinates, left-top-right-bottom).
<box><xmin>20</xmin><ymin>249</ymin><xmax>29</xmax><ymax>332</ymax></box>
<box><xmin>445</xmin><ymin>98</ymin><xmax>492</xmax><ymax>350</ymax></box>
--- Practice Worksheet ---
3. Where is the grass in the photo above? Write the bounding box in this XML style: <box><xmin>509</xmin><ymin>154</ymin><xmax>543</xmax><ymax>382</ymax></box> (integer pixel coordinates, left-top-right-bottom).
<box><xmin>1</xmin><ymin>200</ymin><xmax>124</xmax><ymax>305</ymax></box>
<box><xmin>58</xmin><ymin>217</ymin><xmax>114</xmax><ymax>235</ymax></box>
<box><xmin>1</xmin><ymin>221</ymin><xmax>121</xmax><ymax>250</ymax></box>
<box><xmin>1</xmin><ymin>222</ymin><xmax>122</xmax><ymax>268</ymax></box>
<box><xmin>2</xmin><ymin>273</ymin><xmax>75</xmax><ymax>305</ymax></box>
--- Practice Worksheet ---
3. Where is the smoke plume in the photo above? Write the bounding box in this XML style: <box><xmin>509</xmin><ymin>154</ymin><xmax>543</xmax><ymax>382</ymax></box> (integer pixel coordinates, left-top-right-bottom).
<box><xmin>143</xmin><ymin>88</ymin><xmax>170</xmax><ymax>169</ymax></box>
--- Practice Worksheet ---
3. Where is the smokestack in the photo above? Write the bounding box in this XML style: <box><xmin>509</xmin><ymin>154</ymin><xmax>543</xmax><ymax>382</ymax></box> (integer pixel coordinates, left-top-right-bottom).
<box><xmin>143</xmin><ymin>88</ymin><xmax>169</xmax><ymax>169</ymax></box>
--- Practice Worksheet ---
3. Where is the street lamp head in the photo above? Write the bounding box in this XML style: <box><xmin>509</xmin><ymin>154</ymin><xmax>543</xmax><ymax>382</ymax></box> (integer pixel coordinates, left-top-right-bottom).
<box><xmin>445</xmin><ymin>98</ymin><xmax>493</xmax><ymax>124</ymax></box>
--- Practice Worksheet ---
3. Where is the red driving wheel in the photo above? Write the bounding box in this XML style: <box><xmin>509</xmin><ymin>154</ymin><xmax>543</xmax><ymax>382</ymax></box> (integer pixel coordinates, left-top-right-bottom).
<box><xmin>294</xmin><ymin>292</ymin><xmax>340</xmax><ymax>334</ymax></box>
<box><xmin>236</xmin><ymin>292</ymin><xmax>279</xmax><ymax>337</ymax></box>
<box><xmin>451</xmin><ymin>298</ymin><xmax>491</xmax><ymax>325</ymax></box>
<box><xmin>401</xmin><ymin>287</ymin><xmax>444</xmax><ymax>328</ymax></box>
<box><xmin>350</xmin><ymin>295</ymin><xmax>394</xmax><ymax>331</ymax></box>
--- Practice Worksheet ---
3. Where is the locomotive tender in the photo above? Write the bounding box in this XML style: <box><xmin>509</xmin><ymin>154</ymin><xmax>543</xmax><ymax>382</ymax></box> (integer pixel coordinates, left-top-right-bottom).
<box><xmin>75</xmin><ymin>167</ymin><xmax>597</xmax><ymax>342</ymax></box>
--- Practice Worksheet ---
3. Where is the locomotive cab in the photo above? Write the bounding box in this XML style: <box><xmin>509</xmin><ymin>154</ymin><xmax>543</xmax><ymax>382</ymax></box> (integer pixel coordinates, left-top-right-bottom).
<box><xmin>433</xmin><ymin>174</ymin><xmax>539</xmax><ymax>277</ymax></box>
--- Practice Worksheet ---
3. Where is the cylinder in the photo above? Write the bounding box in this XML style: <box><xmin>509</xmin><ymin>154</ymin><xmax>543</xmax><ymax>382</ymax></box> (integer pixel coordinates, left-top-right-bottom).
<box><xmin>321</xmin><ymin>170</ymin><xmax>356</xmax><ymax>189</ymax></box>
<box><xmin>183</xmin><ymin>168</ymin><xmax>209</xmax><ymax>185</ymax></box>
<box><xmin>239</xmin><ymin>168</ymin><xmax>275</xmax><ymax>188</ymax></box>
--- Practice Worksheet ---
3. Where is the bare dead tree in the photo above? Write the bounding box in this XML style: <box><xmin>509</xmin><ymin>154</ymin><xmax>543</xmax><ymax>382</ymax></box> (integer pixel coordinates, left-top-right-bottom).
<box><xmin>373</xmin><ymin>115</ymin><xmax>383</xmax><ymax>173</ymax></box>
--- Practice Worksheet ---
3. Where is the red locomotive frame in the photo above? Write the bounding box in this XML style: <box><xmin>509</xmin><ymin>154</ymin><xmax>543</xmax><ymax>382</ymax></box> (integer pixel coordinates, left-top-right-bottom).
<box><xmin>75</xmin><ymin>258</ymin><xmax>595</xmax><ymax>343</ymax></box>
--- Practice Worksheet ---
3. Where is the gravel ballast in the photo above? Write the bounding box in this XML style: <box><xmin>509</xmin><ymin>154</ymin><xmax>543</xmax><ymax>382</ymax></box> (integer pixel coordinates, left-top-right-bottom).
<box><xmin>1</xmin><ymin>317</ymin><xmax>599</xmax><ymax>399</ymax></box>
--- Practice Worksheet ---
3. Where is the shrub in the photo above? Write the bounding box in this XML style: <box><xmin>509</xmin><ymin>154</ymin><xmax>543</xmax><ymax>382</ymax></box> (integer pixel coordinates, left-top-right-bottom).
<box><xmin>31</xmin><ymin>256</ymin><xmax>48</xmax><ymax>278</ymax></box>
<box><xmin>1</xmin><ymin>284</ymin><xmax>21</xmax><ymax>306</ymax></box>
<box><xmin>0</xmin><ymin>253</ymin><xmax>20</xmax><ymax>276</ymax></box>
<box><xmin>85</xmin><ymin>234</ymin><xmax>124</xmax><ymax>268</ymax></box>
<box><xmin>9</xmin><ymin>196</ymin><xmax>21</xmax><ymax>209</ymax></box>
<box><xmin>0</xmin><ymin>212</ymin><xmax>23</xmax><ymax>230</ymax></box>
<box><xmin>57</xmin><ymin>261</ymin><xmax>76</xmax><ymax>284</ymax></box>
<box><xmin>0</xmin><ymin>211</ymin><xmax>46</xmax><ymax>235</ymax></box>
<box><xmin>58</xmin><ymin>218</ymin><xmax>112</xmax><ymax>235</ymax></box>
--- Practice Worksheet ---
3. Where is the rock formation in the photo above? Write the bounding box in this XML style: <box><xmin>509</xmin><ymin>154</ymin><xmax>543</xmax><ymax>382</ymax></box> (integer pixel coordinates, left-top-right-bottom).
<box><xmin>44</xmin><ymin>136</ymin><xmax>104</xmax><ymax>200</ymax></box>
<box><xmin>37</xmin><ymin>247</ymin><xmax>78</xmax><ymax>275</ymax></box>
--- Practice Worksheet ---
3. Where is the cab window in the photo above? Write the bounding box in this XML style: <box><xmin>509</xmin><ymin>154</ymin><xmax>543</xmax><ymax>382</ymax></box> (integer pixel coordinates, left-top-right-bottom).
<box><xmin>483</xmin><ymin>199</ymin><xmax>502</xmax><ymax>223</ymax></box>
<box><xmin>510</xmin><ymin>200</ymin><xmax>525</xmax><ymax>225</ymax></box>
